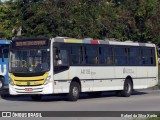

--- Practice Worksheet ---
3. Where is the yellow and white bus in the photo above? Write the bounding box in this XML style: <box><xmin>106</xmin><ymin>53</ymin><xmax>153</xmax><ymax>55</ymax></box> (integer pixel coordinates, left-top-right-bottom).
<box><xmin>9</xmin><ymin>37</ymin><xmax>158</xmax><ymax>101</ymax></box>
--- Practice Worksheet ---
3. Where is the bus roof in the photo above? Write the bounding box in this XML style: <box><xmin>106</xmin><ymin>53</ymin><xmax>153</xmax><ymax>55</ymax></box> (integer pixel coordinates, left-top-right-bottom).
<box><xmin>0</xmin><ymin>40</ymin><xmax>11</xmax><ymax>44</ymax></box>
<box><xmin>53</xmin><ymin>38</ymin><xmax>155</xmax><ymax>47</ymax></box>
<box><xmin>12</xmin><ymin>38</ymin><xmax>155</xmax><ymax>47</ymax></box>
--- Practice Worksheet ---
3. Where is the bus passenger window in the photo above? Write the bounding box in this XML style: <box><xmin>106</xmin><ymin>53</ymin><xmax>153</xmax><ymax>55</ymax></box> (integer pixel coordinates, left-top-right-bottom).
<box><xmin>93</xmin><ymin>57</ymin><xmax>98</xmax><ymax>64</ymax></box>
<box><xmin>99</xmin><ymin>47</ymin><xmax>105</xmax><ymax>64</ymax></box>
<box><xmin>106</xmin><ymin>56</ymin><xmax>111</xmax><ymax>65</ymax></box>
<box><xmin>141</xmin><ymin>48</ymin><xmax>154</xmax><ymax>65</ymax></box>
<box><xmin>128</xmin><ymin>48</ymin><xmax>139</xmax><ymax>65</ymax></box>
<box><xmin>104</xmin><ymin>47</ymin><xmax>113</xmax><ymax>65</ymax></box>
<box><xmin>114</xmin><ymin>47</ymin><xmax>128</xmax><ymax>65</ymax></box>
<box><xmin>85</xmin><ymin>46</ymin><xmax>98</xmax><ymax>65</ymax></box>
<box><xmin>70</xmin><ymin>46</ymin><xmax>82</xmax><ymax>65</ymax></box>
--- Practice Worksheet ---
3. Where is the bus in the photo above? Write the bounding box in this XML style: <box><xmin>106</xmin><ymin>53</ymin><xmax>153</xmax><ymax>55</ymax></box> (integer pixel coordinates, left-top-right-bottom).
<box><xmin>8</xmin><ymin>37</ymin><xmax>158</xmax><ymax>101</ymax></box>
<box><xmin>0</xmin><ymin>40</ymin><xmax>10</xmax><ymax>91</ymax></box>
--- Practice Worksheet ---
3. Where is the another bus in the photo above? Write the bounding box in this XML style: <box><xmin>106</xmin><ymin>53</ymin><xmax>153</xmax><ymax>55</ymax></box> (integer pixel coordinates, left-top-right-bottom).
<box><xmin>9</xmin><ymin>38</ymin><xmax>158</xmax><ymax>101</ymax></box>
<box><xmin>0</xmin><ymin>40</ymin><xmax>11</xmax><ymax>91</ymax></box>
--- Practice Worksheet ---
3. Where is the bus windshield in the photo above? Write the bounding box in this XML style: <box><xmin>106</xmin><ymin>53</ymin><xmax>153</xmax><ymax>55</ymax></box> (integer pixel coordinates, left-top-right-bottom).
<box><xmin>9</xmin><ymin>49</ymin><xmax>50</xmax><ymax>73</ymax></box>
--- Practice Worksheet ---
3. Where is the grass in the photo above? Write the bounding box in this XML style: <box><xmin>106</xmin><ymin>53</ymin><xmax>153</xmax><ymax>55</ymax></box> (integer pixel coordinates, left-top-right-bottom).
<box><xmin>146</xmin><ymin>118</ymin><xmax>160</xmax><ymax>120</ymax></box>
<box><xmin>132</xmin><ymin>118</ymin><xmax>160</xmax><ymax>120</ymax></box>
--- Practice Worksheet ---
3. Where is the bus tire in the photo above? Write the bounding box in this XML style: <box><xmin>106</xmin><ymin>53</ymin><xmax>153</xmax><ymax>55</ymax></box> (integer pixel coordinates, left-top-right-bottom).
<box><xmin>0</xmin><ymin>77</ymin><xmax>4</xmax><ymax>91</ymax></box>
<box><xmin>31</xmin><ymin>95</ymin><xmax>42</xmax><ymax>101</ymax></box>
<box><xmin>120</xmin><ymin>79</ymin><xmax>133</xmax><ymax>97</ymax></box>
<box><xmin>67</xmin><ymin>81</ymin><xmax>80</xmax><ymax>101</ymax></box>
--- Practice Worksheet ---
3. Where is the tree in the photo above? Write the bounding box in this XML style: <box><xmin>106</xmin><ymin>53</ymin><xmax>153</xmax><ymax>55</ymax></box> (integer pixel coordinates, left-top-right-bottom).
<box><xmin>1</xmin><ymin>0</ymin><xmax>160</xmax><ymax>43</ymax></box>
<box><xmin>0</xmin><ymin>0</ymin><xmax>16</xmax><ymax>39</ymax></box>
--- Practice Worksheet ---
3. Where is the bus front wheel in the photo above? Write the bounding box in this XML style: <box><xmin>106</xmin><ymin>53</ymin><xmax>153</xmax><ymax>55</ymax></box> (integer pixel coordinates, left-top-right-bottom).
<box><xmin>0</xmin><ymin>77</ymin><xmax>4</xmax><ymax>91</ymax></box>
<box><xmin>67</xmin><ymin>82</ymin><xmax>80</xmax><ymax>101</ymax></box>
<box><xmin>117</xmin><ymin>79</ymin><xmax>133</xmax><ymax>97</ymax></box>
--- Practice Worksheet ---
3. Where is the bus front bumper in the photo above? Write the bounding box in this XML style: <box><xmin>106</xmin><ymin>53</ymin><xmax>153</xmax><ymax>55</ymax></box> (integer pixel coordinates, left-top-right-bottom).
<box><xmin>9</xmin><ymin>82</ymin><xmax>53</xmax><ymax>95</ymax></box>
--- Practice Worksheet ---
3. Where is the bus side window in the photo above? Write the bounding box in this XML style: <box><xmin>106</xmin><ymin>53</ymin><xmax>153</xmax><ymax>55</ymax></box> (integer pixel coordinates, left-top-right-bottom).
<box><xmin>106</xmin><ymin>56</ymin><xmax>111</xmax><ymax>65</ymax></box>
<box><xmin>105</xmin><ymin>47</ymin><xmax>113</xmax><ymax>65</ymax></box>
<box><xmin>99</xmin><ymin>47</ymin><xmax>105</xmax><ymax>64</ymax></box>
<box><xmin>70</xmin><ymin>46</ymin><xmax>82</xmax><ymax>65</ymax></box>
<box><xmin>94</xmin><ymin>57</ymin><xmax>98</xmax><ymax>64</ymax></box>
<box><xmin>141</xmin><ymin>48</ymin><xmax>155</xmax><ymax>65</ymax></box>
<box><xmin>128</xmin><ymin>47</ymin><xmax>139</xmax><ymax>65</ymax></box>
<box><xmin>85</xmin><ymin>46</ymin><xmax>98</xmax><ymax>65</ymax></box>
<box><xmin>114</xmin><ymin>47</ymin><xmax>128</xmax><ymax>65</ymax></box>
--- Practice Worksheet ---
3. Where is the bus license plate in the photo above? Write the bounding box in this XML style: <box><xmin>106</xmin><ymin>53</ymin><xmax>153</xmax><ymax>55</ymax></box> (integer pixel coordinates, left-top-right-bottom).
<box><xmin>25</xmin><ymin>88</ymin><xmax>33</xmax><ymax>91</ymax></box>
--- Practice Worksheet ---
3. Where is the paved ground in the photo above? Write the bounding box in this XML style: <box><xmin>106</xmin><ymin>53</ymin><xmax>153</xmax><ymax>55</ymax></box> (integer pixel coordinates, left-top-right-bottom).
<box><xmin>0</xmin><ymin>90</ymin><xmax>159</xmax><ymax>120</ymax></box>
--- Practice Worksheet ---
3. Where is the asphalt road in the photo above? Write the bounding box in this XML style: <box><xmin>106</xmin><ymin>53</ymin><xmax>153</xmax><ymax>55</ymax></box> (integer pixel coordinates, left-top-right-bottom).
<box><xmin>0</xmin><ymin>90</ymin><xmax>160</xmax><ymax>120</ymax></box>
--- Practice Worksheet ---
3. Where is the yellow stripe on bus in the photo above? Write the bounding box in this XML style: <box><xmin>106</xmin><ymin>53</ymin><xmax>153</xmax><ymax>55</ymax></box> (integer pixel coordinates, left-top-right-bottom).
<box><xmin>155</xmin><ymin>47</ymin><xmax>158</xmax><ymax>66</ymax></box>
<box><xmin>68</xmin><ymin>71</ymin><xmax>70</xmax><ymax>80</ymax></box>
<box><xmin>10</xmin><ymin>72</ymin><xmax>48</xmax><ymax>85</ymax></box>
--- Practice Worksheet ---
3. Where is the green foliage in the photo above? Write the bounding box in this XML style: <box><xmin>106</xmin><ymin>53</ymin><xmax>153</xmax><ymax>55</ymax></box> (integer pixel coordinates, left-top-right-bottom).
<box><xmin>0</xmin><ymin>0</ymin><xmax>15</xmax><ymax>39</ymax></box>
<box><xmin>146</xmin><ymin>118</ymin><xmax>160</xmax><ymax>120</ymax></box>
<box><xmin>0</xmin><ymin>0</ymin><xmax>160</xmax><ymax>43</ymax></box>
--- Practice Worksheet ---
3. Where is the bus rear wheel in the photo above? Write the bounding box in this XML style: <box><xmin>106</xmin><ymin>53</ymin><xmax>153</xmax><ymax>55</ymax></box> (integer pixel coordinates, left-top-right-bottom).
<box><xmin>117</xmin><ymin>79</ymin><xmax>133</xmax><ymax>97</ymax></box>
<box><xmin>67</xmin><ymin>82</ymin><xmax>80</xmax><ymax>101</ymax></box>
<box><xmin>31</xmin><ymin>95</ymin><xmax>42</xmax><ymax>101</ymax></box>
<box><xmin>0</xmin><ymin>77</ymin><xmax>4</xmax><ymax>91</ymax></box>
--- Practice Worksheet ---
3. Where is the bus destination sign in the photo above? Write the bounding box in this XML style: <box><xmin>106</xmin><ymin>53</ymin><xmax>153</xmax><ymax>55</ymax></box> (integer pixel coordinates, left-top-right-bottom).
<box><xmin>13</xmin><ymin>39</ymin><xmax>49</xmax><ymax>47</ymax></box>
<box><xmin>16</xmin><ymin>40</ymin><xmax>46</xmax><ymax>46</ymax></box>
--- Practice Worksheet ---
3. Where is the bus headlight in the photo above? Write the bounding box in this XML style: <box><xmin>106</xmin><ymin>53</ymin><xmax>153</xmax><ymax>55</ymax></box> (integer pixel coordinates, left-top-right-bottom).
<box><xmin>9</xmin><ymin>77</ymin><xmax>14</xmax><ymax>86</ymax></box>
<box><xmin>44</xmin><ymin>75</ymin><xmax>51</xmax><ymax>85</ymax></box>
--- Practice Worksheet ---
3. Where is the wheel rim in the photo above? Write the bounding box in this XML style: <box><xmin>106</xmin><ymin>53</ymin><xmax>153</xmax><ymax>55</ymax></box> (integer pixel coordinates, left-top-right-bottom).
<box><xmin>72</xmin><ymin>87</ymin><xmax>79</xmax><ymax>97</ymax></box>
<box><xmin>125</xmin><ymin>83</ymin><xmax>131</xmax><ymax>93</ymax></box>
<box><xmin>0</xmin><ymin>81</ymin><xmax>2</xmax><ymax>88</ymax></box>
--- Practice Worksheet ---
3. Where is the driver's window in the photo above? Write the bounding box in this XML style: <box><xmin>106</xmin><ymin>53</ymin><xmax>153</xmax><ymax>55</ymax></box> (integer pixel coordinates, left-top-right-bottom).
<box><xmin>54</xmin><ymin>48</ymin><xmax>68</xmax><ymax>66</ymax></box>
